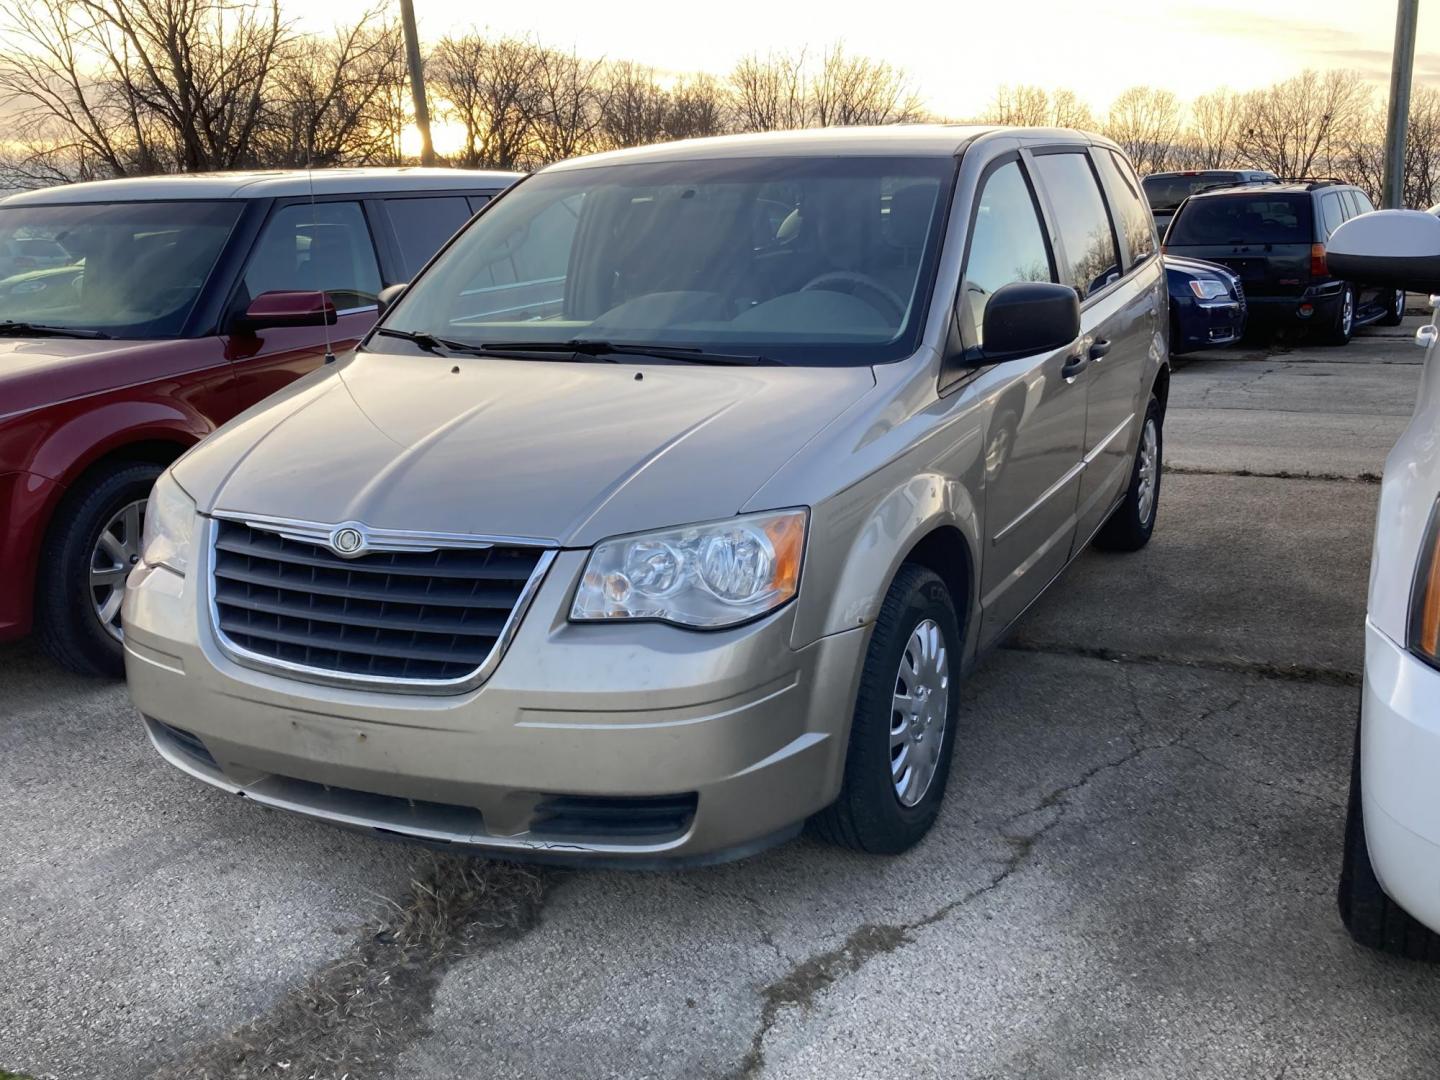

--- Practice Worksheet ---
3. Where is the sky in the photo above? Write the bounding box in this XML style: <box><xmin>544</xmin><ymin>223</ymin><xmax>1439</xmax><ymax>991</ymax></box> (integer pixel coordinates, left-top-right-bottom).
<box><xmin>297</xmin><ymin>0</ymin><xmax>1437</xmax><ymax>118</ymax></box>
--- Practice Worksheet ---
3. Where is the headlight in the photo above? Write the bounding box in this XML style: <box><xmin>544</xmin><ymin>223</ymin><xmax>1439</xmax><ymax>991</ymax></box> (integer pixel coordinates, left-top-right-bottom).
<box><xmin>1188</xmin><ymin>279</ymin><xmax>1230</xmax><ymax>300</ymax></box>
<box><xmin>140</xmin><ymin>470</ymin><xmax>196</xmax><ymax>575</ymax></box>
<box><xmin>1410</xmin><ymin>497</ymin><xmax>1440</xmax><ymax>668</ymax></box>
<box><xmin>570</xmin><ymin>509</ymin><xmax>807</xmax><ymax>628</ymax></box>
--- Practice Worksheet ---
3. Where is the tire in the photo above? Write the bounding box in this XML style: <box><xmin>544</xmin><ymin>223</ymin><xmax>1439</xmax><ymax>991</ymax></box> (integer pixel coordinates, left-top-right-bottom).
<box><xmin>36</xmin><ymin>460</ymin><xmax>162</xmax><ymax>677</ymax></box>
<box><xmin>1319</xmin><ymin>285</ymin><xmax>1355</xmax><ymax>346</ymax></box>
<box><xmin>1338</xmin><ymin>715</ymin><xmax>1440</xmax><ymax>961</ymax></box>
<box><xmin>1378</xmin><ymin>288</ymin><xmax>1406</xmax><ymax>328</ymax></box>
<box><xmin>1094</xmin><ymin>394</ymin><xmax>1162</xmax><ymax>553</ymax></box>
<box><xmin>811</xmin><ymin>564</ymin><xmax>962</xmax><ymax>854</ymax></box>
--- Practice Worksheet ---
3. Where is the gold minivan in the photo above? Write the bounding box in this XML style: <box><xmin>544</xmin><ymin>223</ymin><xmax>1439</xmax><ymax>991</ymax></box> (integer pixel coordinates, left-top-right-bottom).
<box><xmin>124</xmin><ymin>126</ymin><xmax>1169</xmax><ymax>864</ymax></box>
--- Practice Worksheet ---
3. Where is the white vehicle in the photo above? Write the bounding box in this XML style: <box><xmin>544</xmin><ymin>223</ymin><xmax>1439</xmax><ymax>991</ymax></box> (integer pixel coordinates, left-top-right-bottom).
<box><xmin>1330</xmin><ymin>210</ymin><xmax>1440</xmax><ymax>959</ymax></box>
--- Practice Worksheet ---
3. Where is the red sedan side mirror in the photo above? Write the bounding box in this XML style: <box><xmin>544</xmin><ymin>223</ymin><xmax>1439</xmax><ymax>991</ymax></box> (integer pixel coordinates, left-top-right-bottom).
<box><xmin>237</xmin><ymin>290</ymin><xmax>338</xmax><ymax>332</ymax></box>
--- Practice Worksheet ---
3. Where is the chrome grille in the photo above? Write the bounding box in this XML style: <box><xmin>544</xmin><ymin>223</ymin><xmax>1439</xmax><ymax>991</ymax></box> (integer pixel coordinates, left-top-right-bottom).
<box><xmin>209</xmin><ymin>517</ymin><xmax>552</xmax><ymax>691</ymax></box>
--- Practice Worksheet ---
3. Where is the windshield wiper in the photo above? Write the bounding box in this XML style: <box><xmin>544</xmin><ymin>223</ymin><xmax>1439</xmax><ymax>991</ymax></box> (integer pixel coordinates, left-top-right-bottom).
<box><xmin>374</xmin><ymin>327</ymin><xmax>616</xmax><ymax>362</ymax></box>
<box><xmin>481</xmin><ymin>340</ymin><xmax>776</xmax><ymax>366</ymax></box>
<box><xmin>0</xmin><ymin>321</ymin><xmax>110</xmax><ymax>339</ymax></box>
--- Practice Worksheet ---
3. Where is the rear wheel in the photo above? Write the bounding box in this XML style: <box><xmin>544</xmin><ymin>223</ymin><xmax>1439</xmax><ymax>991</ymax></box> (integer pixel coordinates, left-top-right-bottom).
<box><xmin>1094</xmin><ymin>395</ymin><xmax>1162</xmax><ymax>552</ymax></box>
<box><xmin>1319</xmin><ymin>285</ymin><xmax>1355</xmax><ymax>346</ymax></box>
<box><xmin>1338</xmin><ymin>715</ymin><xmax>1440</xmax><ymax>960</ymax></box>
<box><xmin>1378</xmin><ymin>288</ymin><xmax>1406</xmax><ymax>328</ymax></box>
<box><xmin>36</xmin><ymin>460</ymin><xmax>161</xmax><ymax>677</ymax></box>
<box><xmin>811</xmin><ymin>564</ymin><xmax>961</xmax><ymax>854</ymax></box>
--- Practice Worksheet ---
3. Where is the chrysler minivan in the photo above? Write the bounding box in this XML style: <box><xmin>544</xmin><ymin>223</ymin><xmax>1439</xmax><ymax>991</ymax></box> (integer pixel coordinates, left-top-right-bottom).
<box><xmin>124</xmin><ymin>127</ymin><xmax>1170</xmax><ymax>863</ymax></box>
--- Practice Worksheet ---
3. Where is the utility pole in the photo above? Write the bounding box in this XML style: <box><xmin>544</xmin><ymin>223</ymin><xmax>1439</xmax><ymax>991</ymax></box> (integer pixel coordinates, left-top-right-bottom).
<box><xmin>1382</xmin><ymin>0</ymin><xmax>1420</xmax><ymax>209</ymax></box>
<box><xmin>399</xmin><ymin>0</ymin><xmax>435</xmax><ymax>167</ymax></box>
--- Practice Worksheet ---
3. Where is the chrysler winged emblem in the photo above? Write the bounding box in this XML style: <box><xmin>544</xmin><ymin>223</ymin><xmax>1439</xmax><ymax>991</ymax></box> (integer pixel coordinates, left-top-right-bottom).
<box><xmin>329</xmin><ymin>523</ymin><xmax>367</xmax><ymax>558</ymax></box>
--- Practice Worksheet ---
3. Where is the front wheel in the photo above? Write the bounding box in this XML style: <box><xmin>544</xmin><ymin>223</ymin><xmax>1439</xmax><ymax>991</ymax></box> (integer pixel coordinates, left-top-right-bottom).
<box><xmin>811</xmin><ymin>564</ymin><xmax>962</xmax><ymax>854</ymax></box>
<box><xmin>36</xmin><ymin>460</ymin><xmax>162</xmax><ymax>676</ymax></box>
<box><xmin>1094</xmin><ymin>395</ymin><xmax>1162</xmax><ymax>552</ymax></box>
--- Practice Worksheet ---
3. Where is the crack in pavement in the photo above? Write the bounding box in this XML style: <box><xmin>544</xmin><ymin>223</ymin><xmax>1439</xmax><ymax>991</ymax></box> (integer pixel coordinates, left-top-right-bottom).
<box><xmin>1162</xmin><ymin>464</ymin><xmax>1382</xmax><ymax>485</ymax></box>
<box><xmin>1002</xmin><ymin>640</ymin><xmax>1360</xmax><ymax>688</ymax></box>
<box><xmin>725</xmin><ymin>729</ymin><xmax>1178</xmax><ymax>1080</ymax></box>
<box><xmin>148</xmin><ymin>856</ymin><xmax>551</xmax><ymax>1080</ymax></box>
<box><xmin>724</xmin><ymin>681</ymin><xmax>1333</xmax><ymax>1079</ymax></box>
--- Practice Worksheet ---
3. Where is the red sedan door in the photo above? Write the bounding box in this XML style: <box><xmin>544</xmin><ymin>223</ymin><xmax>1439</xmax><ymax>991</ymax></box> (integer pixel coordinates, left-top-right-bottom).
<box><xmin>223</xmin><ymin>199</ymin><xmax>385</xmax><ymax>409</ymax></box>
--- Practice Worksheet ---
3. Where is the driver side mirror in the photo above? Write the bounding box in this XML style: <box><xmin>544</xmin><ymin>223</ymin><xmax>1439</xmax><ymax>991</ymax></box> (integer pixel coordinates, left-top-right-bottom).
<box><xmin>235</xmin><ymin>290</ymin><xmax>337</xmax><ymax>332</ymax></box>
<box><xmin>1329</xmin><ymin>210</ymin><xmax>1440</xmax><ymax>294</ymax></box>
<box><xmin>982</xmin><ymin>281</ymin><xmax>1081</xmax><ymax>362</ymax></box>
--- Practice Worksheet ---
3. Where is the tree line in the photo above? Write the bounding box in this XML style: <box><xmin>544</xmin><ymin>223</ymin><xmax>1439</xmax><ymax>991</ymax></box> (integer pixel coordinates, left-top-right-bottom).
<box><xmin>989</xmin><ymin>72</ymin><xmax>1440</xmax><ymax>208</ymax></box>
<box><xmin>0</xmin><ymin>0</ymin><xmax>920</xmax><ymax>186</ymax></box>
<box><xmin>2</xmin><ymin>0</ymin><xmax>1438</xmax><ymax>209</ymax></box>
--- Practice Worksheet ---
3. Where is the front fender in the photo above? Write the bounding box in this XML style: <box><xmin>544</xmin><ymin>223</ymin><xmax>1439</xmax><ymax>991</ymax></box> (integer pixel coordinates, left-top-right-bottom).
<box><xmin>12</xmin><ymin>398</ymin><xmax>206</xmax><ymax>485</ymax></box>
<box><xmin>791</xmin><ymin>467</ymin><xmax>981</xmax><ymax>651</ymax></box>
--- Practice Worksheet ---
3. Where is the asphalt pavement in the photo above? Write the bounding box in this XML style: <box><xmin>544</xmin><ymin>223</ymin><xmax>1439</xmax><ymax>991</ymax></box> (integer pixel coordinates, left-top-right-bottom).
<box><xmin>2</xmin><ymin>317</ymin><xmax>1437</xmax><ymax>1080</ymax></box>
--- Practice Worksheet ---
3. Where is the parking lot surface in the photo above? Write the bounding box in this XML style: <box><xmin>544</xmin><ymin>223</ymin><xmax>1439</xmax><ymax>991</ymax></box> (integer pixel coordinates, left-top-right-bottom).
<box><xmin>3</xmin><ymin>320</ymin><xmax>1439</xmax><ymax>1080</ymax></box>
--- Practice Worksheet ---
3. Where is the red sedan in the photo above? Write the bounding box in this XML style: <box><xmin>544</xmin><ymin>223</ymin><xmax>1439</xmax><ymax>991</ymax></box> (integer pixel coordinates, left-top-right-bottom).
<box><xmin>0</xmin><ymin>167</ymin><xmax>518</xmax><ymax>674</ymax></box>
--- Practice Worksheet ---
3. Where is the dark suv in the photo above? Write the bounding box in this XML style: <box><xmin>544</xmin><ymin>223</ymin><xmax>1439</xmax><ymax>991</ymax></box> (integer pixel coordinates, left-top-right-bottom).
<box><xmin>1142</xmin><ymin>169</ymin><xmax>1277</xmax><ymax>234</ymax></box>
<box><xmin>1162</xmin><ymin>179</ymin><xmax>1406</xmax><ymax>345</ymax></box>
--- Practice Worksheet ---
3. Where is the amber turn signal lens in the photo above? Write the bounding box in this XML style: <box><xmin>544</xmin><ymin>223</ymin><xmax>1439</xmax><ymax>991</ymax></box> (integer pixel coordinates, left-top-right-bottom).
<box><xmin>763</xmin><ymin>512</ymin><xmax>806</xmax><ymax>599</ymax></box>
<box><xmin>1410</xmin><ymin>501</ymin><xmax>1440</xmax><ymax>665</ymax></box>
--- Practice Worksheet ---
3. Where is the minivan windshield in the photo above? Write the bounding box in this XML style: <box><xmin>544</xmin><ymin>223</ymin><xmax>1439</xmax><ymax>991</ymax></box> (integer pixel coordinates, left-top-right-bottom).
<box><xmin>379</xmin><ymin>155</ymin><xmax>955</xmax><ymax>366</ymax></box>
<box><xmin>0</xmin><ymin>200</ymin><xmax>243</xmax><ymax>338</ymax></box>
<box><xmin>1166</xmin><ymin>194</ymin><xmax>1313</xmax><ymax>246</ymax></box>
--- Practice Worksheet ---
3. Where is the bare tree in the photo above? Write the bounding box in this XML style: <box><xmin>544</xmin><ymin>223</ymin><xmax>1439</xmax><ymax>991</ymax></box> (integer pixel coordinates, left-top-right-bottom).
<box><xmin>431</xmin><ymin>33</ymin><xmax>541</xmax><ymax>169</ymax></box>
<box><xmin>1179</xmin><ymin>88</ymin><xmax>1245</xmax><ymax>169</ymax></box>
<box><xmin>598</xmin><ymin>61</ymin><xmax>669</xmax><ymax>149</ymax></box>
<box><xmin>531</xmin><ymin>46</ymin><xmax>603</xmax><ymax>163</ymax></box>
<box><xmin>665</xmin><ymin>75</ymin><xmax>729</xmax><ymax>141</ymax></box>
<box><xmin>1104</xmin><ymin>86</ymin><xmax>1181</xmax><ymax>174</ymax></box>
<box><xmin>262</xmin><ymin>12</ymin><xmax>406</xmax><ymax>167</ymax></box>
<box><xmin>811</xmin><ymin>43</ymin><xmax>923</xmax><ymax>126</ymax></box>
<box><xmin>986</xmin><ymin>84</ymin><xmax>1093</xmax><ymax>129</ymax></box>
<box><xmin>1238</xmin><ymin>69</ymin><xmax>1369</xmax><ymax>178</ymax></box>
<box><xmin>730</xmin><ymin>50</ymin><xmax>808</xmax><ymax>132</ymax></box>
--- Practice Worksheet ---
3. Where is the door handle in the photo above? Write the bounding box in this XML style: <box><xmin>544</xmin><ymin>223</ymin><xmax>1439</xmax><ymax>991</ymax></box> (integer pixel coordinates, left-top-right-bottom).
<box><xmin>1089</xmin><ymin>339</ymin><xmax>1112</xmax><ymax>361</ymax></box>
<box><xmin>1060</xmin><ymin>352</ymin><xmax>1089</xmax><ymax>381</ymax></box>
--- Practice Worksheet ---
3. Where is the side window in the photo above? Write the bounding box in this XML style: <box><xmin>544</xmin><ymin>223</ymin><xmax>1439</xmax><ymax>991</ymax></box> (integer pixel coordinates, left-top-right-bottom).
<box><xmin>242</xmin><ymin>201</ymin><xmax>381</xmax><ymax>310</ymax></box>
<box><xmin>1032</xmin><ymin>152</ymin><xmax>1121</xmax><ymax>300</ymax></box>
<box><xmin>1320</xmin><ymin>192</ymin><xmax>1345</xmax><ymax>237</ymax></box>
<box><xmin>1350</xmin><ymin>189</ymin><xmax>1376</xmax><ymax>215</ymax></box>
<box><xmin>1095</xmin><ymin>149</ymin><xmax>1156</xmax><ymax>266</ymax></box>
<box><xmin>383</xmin><ymin>197</ymin><xmax>473</xmax><ymax>279</ymax></box>
<box><xmin>467</xmin><ymin>195</ymin><xmax>492</xmax><ymax>215</ymax></box>
<box><xmin>959</xmin><ymin>159</ymin><xmax>1055</xmax><ymax>345</ymax></box>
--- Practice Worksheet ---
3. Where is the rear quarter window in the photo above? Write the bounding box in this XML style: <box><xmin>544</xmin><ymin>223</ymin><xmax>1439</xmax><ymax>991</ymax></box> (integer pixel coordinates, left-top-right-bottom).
<box><xmin>1167</xmin><ymin>195</ymin><xmax>1314</xmax><ymax>246</ymax></box>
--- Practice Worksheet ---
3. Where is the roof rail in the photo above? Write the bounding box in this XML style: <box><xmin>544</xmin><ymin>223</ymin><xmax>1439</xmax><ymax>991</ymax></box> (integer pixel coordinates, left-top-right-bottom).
<box><xmin>1272</xmin><ymin>177</ymin><xmax>1350</xmax><ymax>188</ymax></box>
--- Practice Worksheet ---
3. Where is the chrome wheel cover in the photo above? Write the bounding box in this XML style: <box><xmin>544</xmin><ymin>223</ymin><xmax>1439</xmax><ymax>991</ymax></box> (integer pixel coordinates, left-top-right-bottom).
<box><xmin>890</xmin><ymin>618</ymin><xmax>950</xmax><ymax>807</ymax></box>
<box><xmin>1342</xmin><ymin>289</ymin><xmax>1354</xmax><ymax>336</ymax></box>
<box><xmin>1137</xmin><ymin>417</ymin><xmax>1159</xmax><ymax>526</ymax></box>
<box><xmin>91</xmin><ymin>498</ymin><xmax>145</xmax><ymax>641</ymax></box>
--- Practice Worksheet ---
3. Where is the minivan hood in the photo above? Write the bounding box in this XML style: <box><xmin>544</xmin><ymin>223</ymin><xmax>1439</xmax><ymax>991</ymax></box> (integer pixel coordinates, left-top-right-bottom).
<box><xmin>177</xmin><ymin>350</ymin><xmax>876</xmax><ymax>546</ymax></box>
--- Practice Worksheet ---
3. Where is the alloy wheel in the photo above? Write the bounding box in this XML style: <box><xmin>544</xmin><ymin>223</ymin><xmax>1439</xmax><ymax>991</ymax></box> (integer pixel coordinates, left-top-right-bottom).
<box><xmin>1137</xmin><ymin>417</ymin><xmax>1159</xmax><ymax>525</ymax></box>
<box><xmin>90</xmin><ymin>498</ymin><xmax>145</xmax><ymax>641</ymax></box>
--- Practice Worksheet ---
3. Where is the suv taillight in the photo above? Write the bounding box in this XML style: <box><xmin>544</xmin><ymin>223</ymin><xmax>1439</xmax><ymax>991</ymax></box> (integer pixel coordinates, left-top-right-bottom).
<box><xmin>1310</xmin><ymin>243</ymin><xmax>1328</xmax><ymax>277</ymax></box>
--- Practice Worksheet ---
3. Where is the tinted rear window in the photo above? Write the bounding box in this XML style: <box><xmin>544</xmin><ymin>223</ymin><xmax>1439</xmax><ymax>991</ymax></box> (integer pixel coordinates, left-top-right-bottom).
<box><xmin>1142</xmin><ymin>174</ymin><xmax>1245</xmax><ymax>210</ymax></box>
<box><xmin>1167</xmin><ymin>195</ymin><xmax>1314</xmax><ymax>246</ymax></box>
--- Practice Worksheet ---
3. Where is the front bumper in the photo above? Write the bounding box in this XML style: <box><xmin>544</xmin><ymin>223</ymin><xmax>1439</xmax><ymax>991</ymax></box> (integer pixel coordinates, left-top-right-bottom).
<box><xmin>1362</xmin><ymin>619</ymin><xmax>1440</xmax><ymax>932</ymax></box>
<box><xmin>1175</xmin><ymin>297</ymin><xmax>1246</xmax><ymax>351</ymax></box>
<box><xmin>123</xmin><ymin>546</ymin><xmax>868</xmax><ymax>864</ymax></box>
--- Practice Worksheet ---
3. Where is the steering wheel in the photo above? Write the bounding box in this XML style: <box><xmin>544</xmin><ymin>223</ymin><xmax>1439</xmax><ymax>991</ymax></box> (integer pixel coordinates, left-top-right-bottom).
<box><xmin>800</xmin><ymin>270</ymin><xmax>907</xmax><ymax>323</ymax></box>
